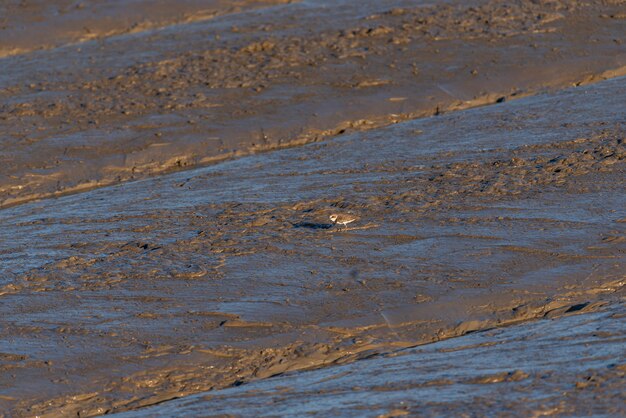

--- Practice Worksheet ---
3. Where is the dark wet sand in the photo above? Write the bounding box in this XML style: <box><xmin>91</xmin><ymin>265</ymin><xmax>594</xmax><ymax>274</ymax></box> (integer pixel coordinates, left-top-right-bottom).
<box><xmin>1</xmin><ymin>1</ymin><xmax>625</xmax><ymax>417</ymax></box>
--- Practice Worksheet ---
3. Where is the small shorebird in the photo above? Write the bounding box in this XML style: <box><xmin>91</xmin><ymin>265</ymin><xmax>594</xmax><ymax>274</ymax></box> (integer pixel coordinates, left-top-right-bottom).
<box><xmin>329</xmin><ymin>213</ymin><xmax>358</xmax><ymax>228</ymax></box>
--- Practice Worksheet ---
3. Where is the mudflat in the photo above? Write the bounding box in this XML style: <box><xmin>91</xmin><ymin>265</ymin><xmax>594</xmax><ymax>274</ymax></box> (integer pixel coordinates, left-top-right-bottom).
<box><xmin>2</xmin><ymin>74</ymin><xmax>625</xmax><ymax>416</ymax></box>
<box><xmin>1</xmin><ymin>0</ymin><xmax>625</xmax><ymax>207</ymax></box>
<box><xmin>113</xmin><ymin>302</ymin><xmax>626</xmax><ymax>417</ymax></box>
<box><xmin>1</xmin><ymin>1</ymin><xmax>625</xmax><ymax>417</ymax></box>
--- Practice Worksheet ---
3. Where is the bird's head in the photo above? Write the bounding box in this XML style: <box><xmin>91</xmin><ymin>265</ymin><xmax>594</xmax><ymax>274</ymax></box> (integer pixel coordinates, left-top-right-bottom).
<box><xmin>329</xmin><ymin>214</ymin><xmax>338</xmax><ymax>223</ymax></box>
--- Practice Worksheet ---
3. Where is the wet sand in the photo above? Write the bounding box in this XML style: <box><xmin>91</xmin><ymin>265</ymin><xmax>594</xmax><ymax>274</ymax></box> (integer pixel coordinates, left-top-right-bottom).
<box><xmin>1</xmin><ymin>1</ymin><xmax>625</xmax><ymax>417</ymax></box>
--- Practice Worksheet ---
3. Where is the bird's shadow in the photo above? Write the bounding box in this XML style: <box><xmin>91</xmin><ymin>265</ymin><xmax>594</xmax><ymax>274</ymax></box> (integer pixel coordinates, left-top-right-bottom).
<box><xmin>292</xmin><ymin>221</ymin><xmax>334</xmax><ymax>230</ymax></box>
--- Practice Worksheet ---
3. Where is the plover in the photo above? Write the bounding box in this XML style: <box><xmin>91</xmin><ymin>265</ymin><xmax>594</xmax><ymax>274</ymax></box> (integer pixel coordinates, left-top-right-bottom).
<box><xmin>329</xmin><ymin>213</ymin><xmax>358</xmax><ymax>228</ymax></box>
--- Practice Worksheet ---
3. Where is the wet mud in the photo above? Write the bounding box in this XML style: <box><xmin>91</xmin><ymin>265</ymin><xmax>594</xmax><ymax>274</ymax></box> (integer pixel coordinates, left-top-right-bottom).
<box><xmin>1</xmin><ymin>0</ymin><xmax>625</xmax><ymax>207</ymax></box>
<box><xmin>1</xmin><ymin>1</ymin><xmax>626</xmax><ymax>417</ymax></box>
<box><xmin>113</xmin><ymin>302</ymin><xmax>626</xmax><ymax>417</ymax></box>
<box><xmin>1</xmin><ymin>74</ymin><xmax>625</xmax><ymax>415</ymax></box>
<box><xmin>0</xmin><ymin>0</ymin><xmax>292</xmax><ymax>58</ymax></box>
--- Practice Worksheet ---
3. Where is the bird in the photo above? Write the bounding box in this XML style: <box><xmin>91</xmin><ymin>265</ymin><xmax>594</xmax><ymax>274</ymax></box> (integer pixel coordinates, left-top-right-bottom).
<box><xmin>329</xmin><ymin>213</ymin><xmax>358</xmax><ymax>228</ymax></box>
